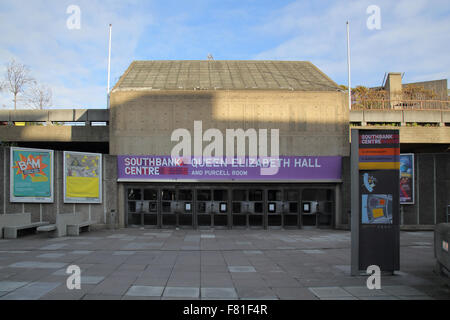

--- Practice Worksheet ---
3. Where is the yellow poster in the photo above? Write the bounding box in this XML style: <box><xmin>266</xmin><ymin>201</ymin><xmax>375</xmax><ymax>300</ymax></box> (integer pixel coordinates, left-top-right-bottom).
<box><xmin>64</xmin><ymin>151</ymin><xmax>102</xmax><ymax>203</ymax></box>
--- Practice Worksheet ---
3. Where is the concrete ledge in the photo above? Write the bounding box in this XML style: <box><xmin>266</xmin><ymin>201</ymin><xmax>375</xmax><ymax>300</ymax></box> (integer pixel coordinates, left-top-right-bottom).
<box><xmin>403</xmin><ymin>110</ymin><xmax>442</xmax><ymax>123</ymax></box>
<box><xmin>48</xmin><ymin>109</ymin><xmax>75</xmax><ymax>121</ymax></box>
<box><xmin>349</xmin><ymin>110</ymin><xmax>363</xmax><ymax>122</ymax></box>
<box><xmin>74</xmin><ymin>109</ymin><xmax>88</xmax><ymax>121</ymax></box>
<box><xmin>363</xmin><ymin>110</ymin><xmax>403</xmax><ymax>123</ymax></box>
<box><xmin>0</xmin><ymin>126</ymin><xmax>109</xmax><ymax>142</ymax></box>
<box><xmin>87</xmin><ymin>109</ymin><xmax>109</xmax><ymax>121</ymax></box>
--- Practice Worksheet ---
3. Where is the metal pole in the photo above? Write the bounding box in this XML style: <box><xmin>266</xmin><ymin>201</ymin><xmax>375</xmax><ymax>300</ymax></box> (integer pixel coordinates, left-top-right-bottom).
<box><xmin>107</xmin><ymin>24</ymin><xmax>112</xmax><ymax>108</ymax></box>
<box><xmin>346</xmin><ymin>21</ymin><xmax>352</xmax><ymax>111</ymax></box>
<box><xmin>350</xmin><ymin>129</ymin><xmax>359</xmax><ymax>276</ymax></box>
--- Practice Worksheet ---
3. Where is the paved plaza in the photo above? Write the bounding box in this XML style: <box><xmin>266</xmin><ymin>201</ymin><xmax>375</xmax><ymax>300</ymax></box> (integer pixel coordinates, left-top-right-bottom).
<box><xmin>0</xmin><ymin>228</ymin><xmax>449</xmax><ymax>300</ymax></box>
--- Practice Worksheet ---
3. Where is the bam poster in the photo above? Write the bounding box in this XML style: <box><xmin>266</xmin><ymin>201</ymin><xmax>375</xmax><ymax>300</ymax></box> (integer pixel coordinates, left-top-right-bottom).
<box><xmin>10</xmin><ymin>147</ymin><xmax>54</xmax><ymax>203</ymax></box>
<box><xmin>64</xmin><ymin>151</ymin><xmax>102</xmax><ymax>203</ymax></box>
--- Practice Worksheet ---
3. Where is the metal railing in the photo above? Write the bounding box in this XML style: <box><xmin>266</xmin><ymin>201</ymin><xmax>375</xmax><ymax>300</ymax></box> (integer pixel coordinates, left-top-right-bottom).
<box><xmin>351</xmin><ymin>99</ymin><xmax>450</xmax><ymax>110</ymax></box>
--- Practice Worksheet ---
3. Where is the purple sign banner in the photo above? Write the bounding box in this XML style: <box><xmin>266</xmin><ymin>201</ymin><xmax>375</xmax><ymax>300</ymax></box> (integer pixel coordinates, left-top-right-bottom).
<box><xmin>117</xmin><ymin>156</ymin><xmax>342</xmax><ymax>182</ymax></box>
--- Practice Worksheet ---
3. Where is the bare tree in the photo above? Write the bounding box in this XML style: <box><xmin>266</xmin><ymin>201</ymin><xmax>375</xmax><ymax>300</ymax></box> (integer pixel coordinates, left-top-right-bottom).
<box><xmin>25</xmin><ymin>83</ymin><xmax>52</xmax><ymax>109</ymax></box>
<box><xmin>3</xmin><ymin>59</ymin><xmax>35</xmax><ymax>110</ymax></box>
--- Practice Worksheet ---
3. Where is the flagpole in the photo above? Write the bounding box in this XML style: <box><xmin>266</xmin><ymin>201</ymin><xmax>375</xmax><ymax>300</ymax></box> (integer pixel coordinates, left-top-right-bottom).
<box><xmin>107</xmin><ymin>24</ymin><xmax>112</xmax><ymax>109</ymax></box>
<box><xmin>346</xmin><ymin>21</ymin><xmax>352</xmax><ymax>110</ymax></box>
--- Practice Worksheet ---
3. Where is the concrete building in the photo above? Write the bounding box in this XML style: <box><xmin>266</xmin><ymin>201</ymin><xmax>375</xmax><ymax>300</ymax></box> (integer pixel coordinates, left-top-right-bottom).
<box><xmin>0</xmin><ymin>61</ymin><xmax>449</xmax><ymax>233</ymax></box>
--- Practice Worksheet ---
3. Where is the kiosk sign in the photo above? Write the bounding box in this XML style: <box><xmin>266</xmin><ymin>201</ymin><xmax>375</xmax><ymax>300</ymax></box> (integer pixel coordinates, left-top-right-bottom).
<box><xmin>351</xmin><ymin>129</ymin><xmax>400</xmax><ymax>274</ymax></box>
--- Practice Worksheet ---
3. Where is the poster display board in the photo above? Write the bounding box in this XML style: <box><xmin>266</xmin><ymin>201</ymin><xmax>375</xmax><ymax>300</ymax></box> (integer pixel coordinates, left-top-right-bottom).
<box><xmin>399</xmin><ymin>153</ymin><xmax>414</xmax><ymax>204</ymax></box>
<box><xmin>64</xmin><ymin>151</ymin><xmax>102</xmax><ymax>203</ymax></box>
<box><xmin>351</xmin><ymin>129</ymin><xmax>400</xmax><ymax>274</ymax></box>
<box><xmin>10</xmin><ymin>147</ymin><xmax>54</xmax><ymax>203</ymax></box>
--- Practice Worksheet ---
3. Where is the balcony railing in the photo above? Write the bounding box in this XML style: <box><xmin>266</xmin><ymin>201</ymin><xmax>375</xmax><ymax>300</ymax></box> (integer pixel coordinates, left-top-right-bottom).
<box><xmin>351</xmin><ymin>99</ymin><xmax>450</xmax><ymax>110</ymax></box>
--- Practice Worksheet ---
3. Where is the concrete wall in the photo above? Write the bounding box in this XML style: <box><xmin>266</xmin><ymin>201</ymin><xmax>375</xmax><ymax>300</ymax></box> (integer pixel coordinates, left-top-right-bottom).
<box><xmin>404</xmin><ymin>79</ymin><xmax>448</xmax><ymax>101</ymax></box>
<box><xmin>339</xmin><ymin>153</ymin><xmax>450</xmax><ymax>228</ymax></box>
<box><xmin>0</xmin><ymin>147</ymin><xmax>118</xmax><ymax>230</ymax></box>
<box><xmin>0</xmin><ymin>109</ymin><xmax>109</xmax><ymax>143</ymax></box>
<box><xmin>109</xmin><ymin>90</ymin><xmax>350</xmax><ymax>157</ymax></box>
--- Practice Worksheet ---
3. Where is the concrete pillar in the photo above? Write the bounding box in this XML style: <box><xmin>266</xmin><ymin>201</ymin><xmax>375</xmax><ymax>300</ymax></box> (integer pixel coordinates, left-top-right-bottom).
<box><xmin>385</xmin><ymin>73</ymin><xmax>403</xmax><ymax>109</ymax></box>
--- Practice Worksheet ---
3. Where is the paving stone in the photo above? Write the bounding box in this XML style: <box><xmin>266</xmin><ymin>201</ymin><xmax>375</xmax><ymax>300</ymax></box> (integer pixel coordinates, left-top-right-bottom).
<box><xmin>302</xmin><ymin>250</ymin><xmax>325</xmax><ymax>254</ymax></box>
<box><xmin>343</xmin><ymin>286</ymin><xmax>390</xmax><ymax>297</ymax></box>
<box><xmin>0</xmin><ymin>282</ymin><xmax>60</xmax><ymax>300</ymax></box>
<box><xmin>201</xmin><ymin>287</ymin><xmax>237</xmax><ymax>299</ymax></box>
<box><xmin>397</xmin><ymin>295</ymin><xmax>434</xmax><ymax>300</ymax></box>
<box><xmin>53</xmin><ymin>268</ymin><xmax>69</xmax><ymax>276</ymax></box>
<box><xmin>82</xmin><ymin>294</ymin><xmax>122</xmax><ymax>300</ymax></box>
<box><xmin>243</xmin><ymin>250</ymin><xmax>263</xmax><ymax>255</ymax></box>
<box><xmin>71</xmin><ymin>250</ymin><xmax>93</xmax><ymax>255</ymax></box>
<box><xmin>359</xmin><ymin>296</ymin><xmax>400</xmax><ymax>300</ymax></box>
<box><xmin>0</xmin><ymin>281</ymin><xmax>29</xmax><ymax>292</ymax></box>
<box><xmin>125</xmin><ymin>285</ymin><xmax>164</xmax><ymax>297</ymax></box>
<box><xmin>163</xmin><ymin>286</ymin><xmax>200</xmax><ymax>298</ymax></box>
<box><xmin>201</xmin><ymin>234</ymin><xmax>215</xmax><ymax>239</ymax></box>
<box><xmin>228</xmin><ymin>266</ymin><xmax>256</xmax><ymax>273</ymax></box>
<box><xmin>113</xmin><ymin>251</ymin><xmax>136</xmax><ymax>255</ymax></box>
<box><xmin>9</xmin><ymin>261</ymin><xmax>66</xmax><ymax>269</ymax></box>
<box><xmin>81</xmin><ymin>276</ymin><xmax>105</xmax><ymax>285</ymax></box>
<box><xmin>308</xmin><ymin>287</ymin><xmax>353</xmax><ymax>298</ymax></box>
<box><xmin>37</xmin><ymin>253</ymin><xmax>65</xmax><ymax>259</ymax></box>
<box><xmin>40</xmin><ymin>244</ymin><xmax>67</xmax><ymax>250</ymax></box>
<box><xmin>320</xmin><ymin>296</ymin><xmax>359</xmax><ymax>300</ymax></box>
<box><xmin>381</xmin><ymin>285</ymin><xmax>426</xmax><ymax>296</ymax></box>
<box><xmin>236</xmin><ymin>287</ymin><xmax>277</xmax><ymax>299</ymax></box>
<box><xmin>272</xmin><ymin>287</ymin><xmax>318</xmax><ymax>300</ymax></box>
<box><xmin>107</xmin><ymin>234</ymin><xmax>128</xmax><ymax>238</ymax></box>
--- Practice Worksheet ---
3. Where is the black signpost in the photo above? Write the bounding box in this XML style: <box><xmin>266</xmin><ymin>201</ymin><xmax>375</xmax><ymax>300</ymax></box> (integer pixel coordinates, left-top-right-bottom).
<box><xmin>351</xmin><ymin>129</ymin><xmax>400</xmax><ymax>275</ymax></box>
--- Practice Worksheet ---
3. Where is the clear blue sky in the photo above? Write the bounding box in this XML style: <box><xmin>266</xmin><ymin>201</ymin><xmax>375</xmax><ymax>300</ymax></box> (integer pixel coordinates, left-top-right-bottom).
<box><xmin>0</xmin><ymin>0</ymin><xmax>449</xmax><ymax>108</ymax></box>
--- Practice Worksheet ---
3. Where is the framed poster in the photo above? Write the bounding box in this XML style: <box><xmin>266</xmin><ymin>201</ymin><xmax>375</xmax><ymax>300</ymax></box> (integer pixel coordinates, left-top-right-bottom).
<box><xmin>10</xmin><ymin>147</ymin><xmax>54</xmax><ymax>203</ymax></box>
<box><xmin>399</xmin><ymin>153</ymin><xmax>414</xmax><ymax>204</ymax></box>
<box><xmin>64</xmin><ymin>151</ymin><xmax>102</xmax><ymax>203</ymax></box>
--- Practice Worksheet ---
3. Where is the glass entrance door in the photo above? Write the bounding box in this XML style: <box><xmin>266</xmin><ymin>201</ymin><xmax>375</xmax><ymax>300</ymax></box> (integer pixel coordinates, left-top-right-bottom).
<box><xmin>211</xmin><ymin>189</ymin><xmax>229</xmax><ymax>228</ymax></box>
<box><xmin>178</xmin><ymin>189</ymin><xmax>194</xmax><ymax>227</ymax></box>
<box><xmin>126</xmin><ymin>187</ymin><xmax>158</xmax><ymax>227</ymax></box>
<box><xmin>196</xmin><ymin>189</ymin><xmax>212</xmax><ymax>227</ymax></box>
<box><xmin>127</xmin><ymin>188</ymin><xmax>142</xmax><ymax>226</ymax></box>
<box><xmin>232</xmin><ymin>189</ymin><xmax>248</xmax><ymax>228</ymax></box>
<box><xmin>248</xmin><ymin>189</ymin><xmax>264</xmax><ymax>228</ymax></box>
<box><xmin>267</xmin><ymin>189</ymin><xmax>283</xmax><ymax>228</ymax></box>
<box><xmin>143</xmin><ymin>188</ymin><xmax>158</xmax><ymax>227</ymax></box>
<box><xmin>283</xmin><ymin>189</ymin><xmax>301</xmax><ymax>228</ymax></box>
<box><xmin>161</xmin><ymin>188</ymin><xmax>177</xmax><ymax>228</ymax></box>
<box><xmin>301</xmin><ymin>188</ymin><xmax>334</xmax><ymax>228</ymax></box>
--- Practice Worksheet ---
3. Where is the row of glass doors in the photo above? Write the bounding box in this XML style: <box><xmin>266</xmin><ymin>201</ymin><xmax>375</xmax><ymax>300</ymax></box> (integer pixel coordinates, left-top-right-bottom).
<box><xmin>126</xmin><ymin>184</ymin><xmax>335</xmax><ymax>229</ymax></box>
